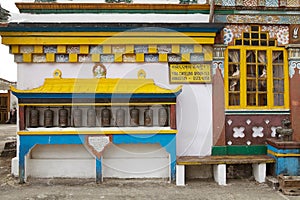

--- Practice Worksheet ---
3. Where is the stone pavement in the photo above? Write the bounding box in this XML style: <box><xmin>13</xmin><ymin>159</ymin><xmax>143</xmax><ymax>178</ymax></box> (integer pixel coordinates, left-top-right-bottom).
<box><xmin>0</xmin><ymin>124</ymin><xmax>17</xmax><ymax>155</ymax></box>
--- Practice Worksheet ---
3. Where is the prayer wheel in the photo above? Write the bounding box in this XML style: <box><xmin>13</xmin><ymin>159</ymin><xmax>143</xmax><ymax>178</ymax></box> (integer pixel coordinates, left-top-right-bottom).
<box><xmin>101</xmin><ymin>107</ymin><xmax>111</xmax><ymax>127</ymax></box>
<box><xmin>59</xmin><ymin>107</ymin><xmax>68</xmax><ymax>127</ymax></box>
<box><xmin>73</xmin><ymin>108</ymin><xmax>82</xmax><ymax>127</ymax></box>
<box><xmin>116</xmin><ymin>108</ymin><xmax>125</xmax><ymax>127</ymax></box>
<box><xmin>44</xmin><ymin>108</ymin><xmax>54</xmax><ymax>127</ymax></box>
<box><xmin>158</xmin><ymin>107</ymin><xmax>168</xmax><ymax>127</ymax></box>
<box><xmin>130</xmin><ymin>107</ymin><xmax>139</xmax><ymax>126</ymax></box>
<box><xmin>29</xmin><ymin>108</ymin><xmax>39</xmax><ymax>127</ymax></box>
<box><xmin>144</xmin><ymin>108</ymin><xmax>153</xmax><ymax>127</ymax></box>
<box><xmin>87</xmin><ymin>108</ymin><xmax>96</xmax><ymax>127</ymax></box>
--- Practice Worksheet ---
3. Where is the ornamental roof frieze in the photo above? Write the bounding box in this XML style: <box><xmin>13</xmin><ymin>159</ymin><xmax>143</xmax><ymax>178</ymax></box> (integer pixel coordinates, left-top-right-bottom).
<box><xmin>214</xmin><ymin>14</ymin><xmax>300</xmax><ymax>24</ymax></box>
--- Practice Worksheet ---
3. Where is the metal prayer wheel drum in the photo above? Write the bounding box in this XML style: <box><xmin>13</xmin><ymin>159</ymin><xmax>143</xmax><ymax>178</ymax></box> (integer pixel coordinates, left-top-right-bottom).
<box><xmin>116</xmin><ymin>108</ymin><xmax>125</xmax><ymax>127</ymax></box>
<box><xmin>87</xmin><ymin>108</ymin><xmax>96</xmax><ymax>127</ymax></box>
<box><xmin>144</xmin><ymin>108</ymin><xmax>153</xmax><ymax>127</ymax></box>
<box><xmin>29</xmin><ymin>108</ymin><xmax>39</xmax><ymax>127</ymax></box>
<box><xmin>73</xmin><ymin>108</ymin><xmax>82</xmax><ymax>127</ymax></box>
<box><xmin>44</xmin><ymin>108</ymin><xmax>54</xmax><ymax>127</ymax></box>
<box><xmin>59</xmin><ymin>107</ymin><xmax>68</xmax><ymax>127</ymax></box>
<box><xmin>130</xmin><ymin>107</ymin><xmax>139</xmax><ymax>126</ymax></box>
<box><xmin>101</xmin><ymin>108</ymin><xmax>111</xmax><ymax>127</ymax></box>
<box><xmin>158</xmin><ymin>107</ymin><xmax>168</xmax><ymax>127</ymax></box>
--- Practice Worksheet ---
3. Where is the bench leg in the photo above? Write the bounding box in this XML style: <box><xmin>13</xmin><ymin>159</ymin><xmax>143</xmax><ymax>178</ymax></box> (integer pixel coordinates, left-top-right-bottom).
<box><xmin>213</xmin><ymin>164</ymin><xmax>226</xmax><ymax>186</ymax></box>
<box><xmin>176</xmin><ymin>165</ymin><xmax>185</xmax><ymax>186</ymax></box>
<box><xmin>252</xmin><ymin>163</ymin><xmax>266</xmax><ymax>183</ymax></box>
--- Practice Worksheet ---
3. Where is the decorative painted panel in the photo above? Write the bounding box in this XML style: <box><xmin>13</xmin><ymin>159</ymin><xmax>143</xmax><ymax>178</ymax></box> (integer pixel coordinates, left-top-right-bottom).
<box><xmin>168</xmin><ymin>54</ymin><xmax>181</xmax><ymax>62</ymax></box>
<box><xmin>55</xmin><ymin>54</ymin><xmax>69</xmax><ymax>62</ymax></box>
<box><xmin>20</xmin><ymin>46</ymin><xmax>34</xmax><ymax>54</ymax></box>
<box><xmin>44</xmin><ymin>46</ymin><xmax>57</xmax><ymax>54</ymax></box>
<box><xmin>134</xmin><ymin>45</ymin><xmax>148</xmax><ymax>53</ymax></box>
<box><xmin>144</xmin><ymin>54</ymin><xmax>159</xmax><ymax>62</ymax></box>
<box><xmin>100</xmin><ymin>54</ymin><xmax>114</xmax><ymax>63</ymax></box>
<box><xmin>89</xmin><ymin>46</ymin><xmax>103</xmax><ymax>54</ymax></box>
<box><xmin>157</xmin><ymin>45</ymin><xmax>172</xmax><ymax>54</ymax></box>
<box><xmin>122</xmin><ymin>54</ymin><xmax>136</xmax><ymax>62</ymax></box>
<box><xmin>180</xmin><ymin>45</ymin><xmax>194</xmax><ymax>54</ymax></box>
<box><xmin>78</xmin><ymin>55</ymin><xmax>92</xmax><ymax>62</ymax></box>
<box><xmin>112</xmin><ymin>45</ymin><xmax>126</xmax><ymax>53</ymax></box>
<box><xmin>287</xmin><ymin>0</ymin><xmax>298</xmax><ymax>6</ymax></box>
<box><xmin>66</xmin><ymin>45</ymin><xmax>80</xmax><ymax>54</ymax></box>
<box><xmin>190</xmin><ymin>53</ymin><xmax>204</xmax><ymax>62</ymax></box>
<box><xmin>222</xmin><ymin>0</ymin><xmax>235</xmax><ymax>6</ymax></box>
<box><xmin>225</xmin><ymin>114</ymin><xmax>289</xmax><ymax>145</ymax></box>
<box><xmin>266</xmin><ymin>0</ymin><xmax>278</xmax><ymax>6</ymax></box>
<box><xmin>289</xmin><ymin>60</ymin><xmax>300</xmax><ymax>78</ymax></box>
<box><xmin>224</xmin><ymin>25</ymin><xmax>289</xmax><ymax>46</ymax></box>
<box><xmin>33</xmin><ymin>54</ymin><xmax>46</xmax><ymax>63</ymax></box>
<box><xmin>14</xmin><ymin>55</ymin><xmax>23</xmax><ymax>63</ymax></box>
<box><xmin>244</xmin><ymin>0</ymin><xmax>258</xmax><ymax>6</ymax></box>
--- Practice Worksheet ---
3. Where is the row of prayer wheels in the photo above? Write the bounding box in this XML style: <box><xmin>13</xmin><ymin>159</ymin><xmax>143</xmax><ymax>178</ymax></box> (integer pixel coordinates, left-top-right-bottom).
<box><xmin>29</xmin><ymin>107</ymin><xmax>169</xmax><ymax>128</ymax></box>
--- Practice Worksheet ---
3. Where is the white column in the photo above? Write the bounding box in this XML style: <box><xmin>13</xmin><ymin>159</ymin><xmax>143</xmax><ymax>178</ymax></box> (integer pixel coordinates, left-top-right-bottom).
<box><xmin>252</xmin><ymin>163</ymin><xmax>266</xmax><ymax>183</ymax></box>
<box><xmin>176</xmin><ymin>165</ymin><xmax>185</xmax><ymax>186</ymax></box>
<box><xmin>213</xmin><ymin>164</ymin><xmax>226</xmax><ymax>185</ymax></box>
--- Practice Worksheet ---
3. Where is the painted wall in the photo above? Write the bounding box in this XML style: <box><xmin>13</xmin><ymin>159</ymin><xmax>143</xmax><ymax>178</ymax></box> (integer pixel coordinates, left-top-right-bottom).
<box><xmin>22</xmin><ymin>0</ymin><xmax>208</xmax><ymax>4</ymax></box>
<box><xmin>18</xmin><ymin>62</ymin><xmax>213</xmax><ymax>156</ymax></box>
<box><xmin>26</xmin><ymin>145</ymin><xmax>95</xmax><ymax>178</ymax></box>
<box><xmin>103</xmin><ymin>144</ymin><xmax>169</xmax><ymax>178</ymax></box>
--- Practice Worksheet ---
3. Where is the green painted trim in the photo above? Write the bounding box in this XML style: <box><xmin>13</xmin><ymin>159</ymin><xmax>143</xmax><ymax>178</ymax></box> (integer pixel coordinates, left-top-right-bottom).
<box><xmin>225</xmin><ymin>110</ymin><xmax>290</xmax><ymax>115</ymax></box>
<box><xmin>212</xmin><ymin>145</ymin><xmax>267</xmax><ymax>156</ymax></box>
<box><xmin>19</xmin><ymin>9</ymin><xmax>210</xmax><ymax>14</ymax></box>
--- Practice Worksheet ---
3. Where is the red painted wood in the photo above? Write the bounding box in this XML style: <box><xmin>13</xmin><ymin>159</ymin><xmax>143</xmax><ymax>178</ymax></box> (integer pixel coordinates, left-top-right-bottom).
<box><xmin>170</xmin><ymin>104</ymin><xmax>176</xmax><ymax>129</ymax></box>
<box><xmin>19</xmin><ymin>106</ymin><xmax>25</xmax><ymax>130</ymax></box>
<box><xmin>290</xmin><ymin>68</ymin><xmax>300</xmax><ymax>142</ymax></box>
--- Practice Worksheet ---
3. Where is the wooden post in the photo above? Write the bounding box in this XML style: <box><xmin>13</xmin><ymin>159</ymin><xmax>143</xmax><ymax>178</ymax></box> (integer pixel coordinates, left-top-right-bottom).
<box><xmin>170</xmin><ymin>104</ymin><xmax>176</xmax><ymax>129</ymax></box>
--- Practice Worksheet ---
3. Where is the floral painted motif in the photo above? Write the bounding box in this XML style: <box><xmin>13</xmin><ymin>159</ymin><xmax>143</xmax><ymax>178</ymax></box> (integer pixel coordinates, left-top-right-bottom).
<box><xmin>244</xmin><ymin>0</ymin><xmax>257</xmax><ymax>6</ymax></box>
<box><xmin>145</xmin><ymin>54</ymin><xmax>159</xmax><ymax>62</ymax></box>
<box><xmin>262</xmin><ymin>25</ymin><xmax>289</xmax><ymax>45</ymax></box>
<box><xmin>227</xmin><ymin>15</ymin><xmax>280</xmax><ymax>24</ymax></box>
<box><xmin>78</xmin><ymin>55</ymin><xmax>92</xmax><ymax>62</ymax></box>
<box><xmin>223</xmin><ymin>28</ymin><xmax>234</xmax><ymax>45</ymax></box>
<box><xmin>190</xmin><ymin>53</ymin><xmax>204</xmax><ymax>62</ymax></box>
<box><xmin>33</xmin><ymin>54</ymin><xmax>46</xmax><ymax>63</ymax></box>
<box><xmin>93</xmin><ymin>63</ymin><xmax>107</xmax><ymax>78</ymax></box>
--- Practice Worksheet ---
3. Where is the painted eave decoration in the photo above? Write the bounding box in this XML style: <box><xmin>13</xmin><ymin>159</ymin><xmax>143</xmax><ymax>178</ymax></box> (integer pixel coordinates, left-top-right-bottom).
<box><xmin>11</xmin><ymin>75</ymin><xmax>182</xmax><ymax>99</ymax></box>
<box><xmin>16</xmin><ymin>2</ymin><xmax>211</xmax><ymax>14</ymax></box>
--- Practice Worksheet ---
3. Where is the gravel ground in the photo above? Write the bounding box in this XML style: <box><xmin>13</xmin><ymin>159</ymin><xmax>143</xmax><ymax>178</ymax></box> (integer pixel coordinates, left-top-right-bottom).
<box><xmin>0</xmin><ymin>124</ymin><xmax>299</xmax><ymax>200</ymax></box>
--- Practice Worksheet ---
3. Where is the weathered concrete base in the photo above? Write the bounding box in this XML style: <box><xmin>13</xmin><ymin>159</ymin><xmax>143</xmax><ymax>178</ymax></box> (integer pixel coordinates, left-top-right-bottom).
<box><xmin>213</xmin><ymin>164</ymin><xmax>226</xmax><ymax>185</ymax></box>
<box><xmin>11</xmin><ymin>157</ymin><xmax>18</xmax><ymax>177</ymax></box>
<box><xmin>253</xmin><ymin>163</ymin><xmax>266</xmax><ymax>183</ymax></box>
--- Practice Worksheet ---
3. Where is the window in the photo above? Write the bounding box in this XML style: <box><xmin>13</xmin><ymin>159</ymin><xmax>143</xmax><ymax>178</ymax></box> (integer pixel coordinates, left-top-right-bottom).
<box><xmin>225</xmin><ymin>26</ymin><xmax>289</xmax><ymax>109</ymax></box>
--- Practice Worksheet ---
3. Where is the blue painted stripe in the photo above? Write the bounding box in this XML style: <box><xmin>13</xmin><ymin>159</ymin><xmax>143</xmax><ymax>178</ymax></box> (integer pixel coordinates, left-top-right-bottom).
<box><xmin>267</xmin><ymin>144</ymin><xmax>300</xmax><ymax>154</ymax></box>
<box><xmin>12</xmin><ymin>92</ymin><xmax>181</xmax><ymax>99</ymax></box>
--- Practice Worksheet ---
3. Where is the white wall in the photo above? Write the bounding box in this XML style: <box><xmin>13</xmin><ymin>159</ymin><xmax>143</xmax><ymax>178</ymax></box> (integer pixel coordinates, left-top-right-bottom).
<box><xmin>26</xmin><ymin>145</ymin><xmax>95</xmax><ymax>178</ymax></box>
<box><xmin>103</xmin><ymin>144</ymin><xmax>169</xmax><ymax>178</ymax></box>
<box><xmin>18</xmin><ymin>62</ymin><xmax>212</xmax><ymax>156</ymax></box>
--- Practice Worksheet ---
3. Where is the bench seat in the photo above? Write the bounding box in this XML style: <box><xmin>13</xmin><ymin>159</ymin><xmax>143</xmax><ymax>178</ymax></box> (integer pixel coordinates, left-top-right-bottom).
<box><xmin>176</xmin><ymin>155</ymin><xmax>275</xmax><ymax>186</ymax></box>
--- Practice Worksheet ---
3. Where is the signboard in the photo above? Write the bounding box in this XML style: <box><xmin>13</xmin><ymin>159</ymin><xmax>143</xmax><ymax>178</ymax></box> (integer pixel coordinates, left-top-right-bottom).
<box><xmin>169</xmin><ymin>63</ymin><xmax>212</xmax><ymax>84</ymax></box>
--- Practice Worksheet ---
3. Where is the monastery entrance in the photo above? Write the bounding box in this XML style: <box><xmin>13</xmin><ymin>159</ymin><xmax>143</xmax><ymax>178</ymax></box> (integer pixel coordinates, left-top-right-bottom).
<box><xmin>0</xmin><ymin>93</ymin><xmax>9</xmax><ymax>124</ymax></box>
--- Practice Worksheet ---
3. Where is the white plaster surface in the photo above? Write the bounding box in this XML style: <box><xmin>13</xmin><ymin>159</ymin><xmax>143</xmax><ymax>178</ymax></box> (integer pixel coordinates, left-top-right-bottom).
<box><xmin>252</xmin><ymin>163</ymin><xmax>266</xmax><ymax>183</ymax></box>
<box><xmin>26</xmin><ymin>145</ymin><xmax>95</xmax><ymax>178</ymax></box>
<box><xmin>102</xmin><ymin>144</ymin><xmax>169</xmax><ymax>178</ymax></box>
<box><xmin>176</xmin><ymin>165</ymin><xmax>185</xmax><ymax>186</ymax></box>
<box><xmin>213</xmin><ymin>164</ymin><xmax>226</xmax><ymax>186</ymax></box>
<box><xmin>18</xmin><ymin>62</ymin><xmax>213</xmax><ymax>157</ymax></box>
<box><xmin>11</xmin><ymin>157</ymin><xmax>19</xmax><ymax>177</ymax></box>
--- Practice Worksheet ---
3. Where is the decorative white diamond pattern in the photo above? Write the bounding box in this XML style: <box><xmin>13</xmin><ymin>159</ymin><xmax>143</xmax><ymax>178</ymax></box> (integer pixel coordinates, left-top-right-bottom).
<box><xmin>227</xmin><ymin>141</ymin><xmax>233</xmax><ymax>145</ymax></box>
<box><xmin>227</xmin><ymin>119</ymin><xmax>233</xmax><ymax>125</ymax></box>
<box><xmin>265</xmin><ymin>119</ymin><xmax>270</xmax><ymax>124</ymax></box>
<box><xmin>246</xmin><ymin>141</ymin><xmax>252</xmax><ymax>145</ymax></box>
<box><xmin>246</xmin><ymin>119</ymin><xmax>251</xmax><ymax>125</ymax></box>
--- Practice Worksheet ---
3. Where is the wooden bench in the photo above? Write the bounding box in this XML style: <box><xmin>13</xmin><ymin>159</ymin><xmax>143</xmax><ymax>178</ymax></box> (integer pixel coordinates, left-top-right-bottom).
<box><xmin>176</xmin><ymin>155</ymin><xmax>275</xmax><ymax>186</ymax></box>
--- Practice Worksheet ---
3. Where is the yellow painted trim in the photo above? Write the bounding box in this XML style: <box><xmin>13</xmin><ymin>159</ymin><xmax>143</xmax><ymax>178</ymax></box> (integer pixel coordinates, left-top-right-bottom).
<box><xmin>148</xmin><ymin>45</ymin><xmax>157</xmax><ymax>54</ymax></box>
<box><xmin>204</xmin><ymin>52</ymin><xmax>212</xmax><ymax>61</ymax></box>
<box><xmin>91</xmin><ymin>54</ymin><xmax>100</xmax><ymax>62</ymax></box>
<box><xmin>23</xmin><ymin>53</ymin><xmax>32</xmax><ymax>62</ymax></box>
<box><xmin>159</xmin><ymin>54</ymin><xmax>168</xmax><ymax>62</ymax></box>
<box><xmin>194</xmin><ymin>44</ymin><xmax>203</xmax><ymax>53</ymax></box>
<box><xmin>80</xmin><ymin>45</ymin><xmax>89</xmax><ymax>54</ymax></box>
<box><xmin>11</xmin><ymin>45</ymin><xmax>19</xmax><ymax>54</ymax></box>
<box><xmin>0</xmin><ymin>31</ymin><xmax>216</xmax><ymax>37</ymax></box>
<box><xmin>18</xmin><ymin>129</ymin><xmax>177</xmax><ymax>135</ymax></box>
<box><xmin>126</xmin><ymin>45</ymin><xmax>134</xmax><ymax>54</ymax></box>
<box><xmin>114</xmin><ymin>53</ymin><xmax>123</xmax><ymax>62</ymax></box>
<box><xmin>172</xmin><ymin>44</ymin><xmax>180</xmax><ymax>54</ymax></box>
<box><xmin>34</xmin><ymin>45</ymin><xmax>43</xmax><ymax>53</ymax></box>
<box><xmin>69</xmin><ymin>54</ymin><xmax>77</xmax><ymax>62</ymax></box>
<box><xmin>57</xmin><ymin>45</ymin><xmax>66</xmax><ymax>53</ymax></box>
<box><xmin>2</xmin><ymin>37</ymin><xmax>215</xmax><ymax>45</ymax></box>
<box><xmin>103</xmin><ymin>45</ymin><xmax>111</xmax><ymax>54</ymax></box>
<box><xmin>181</xmin><ymin>53</ymin><xmax>190</xmax><ymax>62</ymax></box>
<box><xmin>46</xmin><ymin>53</ymin><xmax>55</xmax><ymax>62</ymax></box>
<box><xmin>18</xmin><ymin>102</ymin><xmax>176</xmax><ymax>106</ymax></box>
<box><xmin>136</xmin><ymin>53</ymin><xmax>144</xmax><ymax>62</ymax></box>
<box><xmin>267</xmin><ymin>150</ymin><xmax>300</xmax><ymax>157</ymax></box>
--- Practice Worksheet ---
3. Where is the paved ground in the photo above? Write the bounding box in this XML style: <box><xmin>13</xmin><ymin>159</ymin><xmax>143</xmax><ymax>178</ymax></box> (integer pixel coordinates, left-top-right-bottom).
<box><xmin>0</xmin><ymin>124</ymin><xmax>299</xmax><ymax>200</ymax></box>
